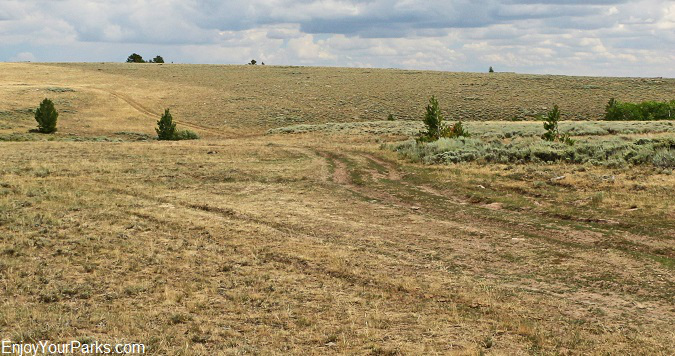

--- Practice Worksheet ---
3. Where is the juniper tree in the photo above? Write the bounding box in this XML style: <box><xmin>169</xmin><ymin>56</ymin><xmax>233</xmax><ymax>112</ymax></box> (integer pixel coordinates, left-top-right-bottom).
<box><xmin>34</xmin><ymin>98</ymin><xmax>58</xmax><ymax>133</ymax></box>
<box><xmin>156</xmin><ymin>109</ymin><xmax>176</xmax><ymax>140</ymax></box>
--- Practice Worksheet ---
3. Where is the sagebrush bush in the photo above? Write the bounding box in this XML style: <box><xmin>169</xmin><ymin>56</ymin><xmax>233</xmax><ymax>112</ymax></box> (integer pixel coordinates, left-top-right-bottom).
<box><xmin>34</xmin><ymin>98</ymin><xmax>58</xmax><ymax>133</ymax></box>
<box><xmin>389</xmin><ymin>136</ymin><xmax>675</xmax><ymax>167</ymax></box>
<box><xmin>174</xmin><ymin>129</ymin><xmax>199</xmax><ymax>140</ymax></box>
<box><xmin>652</xmin><ymin>148</ymin><xmax>675</xmax><ymax>168</ymax></box>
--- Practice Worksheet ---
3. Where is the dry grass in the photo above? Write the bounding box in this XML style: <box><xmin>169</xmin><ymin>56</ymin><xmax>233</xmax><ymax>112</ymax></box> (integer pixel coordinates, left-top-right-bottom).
<box><xmin>0</xmin><ymin>63</ymin><xmax>673</xmax><ymax>355</ymax></box>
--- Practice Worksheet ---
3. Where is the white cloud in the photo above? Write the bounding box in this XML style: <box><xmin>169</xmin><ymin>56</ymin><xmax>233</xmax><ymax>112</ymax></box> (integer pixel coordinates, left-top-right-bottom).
<box><xmin>10</xmin><ymin>52</ymin><xmax>36</xmax><ymax>62</ymax></box>
<box><xmin>0</xmin><ymin>0</ymin><xmax>673</xmax><ymax>76</ymax></box>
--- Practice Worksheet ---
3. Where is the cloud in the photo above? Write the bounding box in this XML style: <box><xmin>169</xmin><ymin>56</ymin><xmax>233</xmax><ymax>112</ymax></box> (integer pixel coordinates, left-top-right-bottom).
<box><xmin>10</xmin><ymin>52</ymin><xmax>36</xmax><ymax>62</ymax></box>
<box><xmin>0</xmin><ymin>0</ymin><xmax>673</xmax><ymax>77</ymax></box>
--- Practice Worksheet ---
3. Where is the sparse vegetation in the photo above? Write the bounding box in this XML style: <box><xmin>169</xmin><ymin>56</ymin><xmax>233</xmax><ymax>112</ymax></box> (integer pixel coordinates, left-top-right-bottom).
<box><xmin>33</xmin><ymin>98</ymin><xmax>58</xmax><ymax>133</ymax></box>
<box><xmin>269</xmin><ymin>120</ymin><xmax>675</xmax><ymax>137</ymax></box>
<box><xmin>1</xmin><ymin>62</ymin><xmax>674</xmax><ymax>355</ymax></box>
<box><xmin>605</xmin><ymin>98</ymin><xmax>675</xmax><ymax>121</ymax></box>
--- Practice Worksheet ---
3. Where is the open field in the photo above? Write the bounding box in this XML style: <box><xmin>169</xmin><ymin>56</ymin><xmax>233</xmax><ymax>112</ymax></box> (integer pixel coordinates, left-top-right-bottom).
<box><xmin>1</xmin><ymin>63</ymin><xmax>674</xmax><ymax>354</ymax></box>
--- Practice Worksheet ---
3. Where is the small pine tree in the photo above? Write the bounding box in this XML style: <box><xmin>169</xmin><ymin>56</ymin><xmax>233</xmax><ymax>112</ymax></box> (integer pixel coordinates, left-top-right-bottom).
<box><xmin>126</xmin><ymin>53</ymin><xmax>145</xmax><ymax>63</ymax></box>
<box><xmin>489</xmin><ymin>66</ymin><xmax>494</xmax><ymax>73</ymax></box>
<box><xmin>419</xmin><ymin>96</ymin><xmax>445</xmax><ymax>142</ymax></box>
<box><xmin>542</xmin><ymin>105</ymin><xmax>573</xmax><ymax>145</ymax></box>
<box><xmin>249</xmin><ymin>59</ymin><xmax>257</xmax><ymax>65</ymax></box>
<box><xmin>156</xmin><ymin>109</ymin><xmax>176</xmax><ymax>140</ymax></box>
<box><xmin>542</xmin><ymin>105</ymin><xmax>560</xmax><ymax>142</ymax></box>
<box><xmin>34</xmin><ymin>98</ymin><xmax>58</xmax><ymax>133</ymax></box>
<box><xmin>152</xmin><ymin>55</ymin><xmax>165</xmax><ymax>63</ymax></box>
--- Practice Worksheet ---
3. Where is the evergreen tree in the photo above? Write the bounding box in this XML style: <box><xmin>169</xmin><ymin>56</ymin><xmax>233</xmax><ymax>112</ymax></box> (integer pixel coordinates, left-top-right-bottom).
<box><xmin>422</xmin><ymin>96</ymin><xmax>444</xmax><ymax>141</ymax></box>
<box><xmin>489</xmin><ymin>66</ymin><xmax>494</xmax><ymax>73</ymax></box>
<box><xmin>542</xmin><ymin>105</ymin><xmax>560</xmax><ymax>142</ymax></box>
<box><xmin>249</xmin><ymin>59</ymin><xmax>257</xmax><ymax>65</ymax></box>
<box><xmin>34</xmin><ymin>98</ymin><xmax>58</xmax><ymax>133</ymax></box>
<box><xmin>152</xmin><ymin>55</ymin><xmax>165</xmax><ymax>63</ymax></box>
<box><xmin>542</xmin><ymin>105</ymin><xmax>574</xmax><ymax>145</ymax></box>
<box><xmin>156</xmin><ymin>109</ymin><xmax>176</xmax><ymax>140</ymax></box>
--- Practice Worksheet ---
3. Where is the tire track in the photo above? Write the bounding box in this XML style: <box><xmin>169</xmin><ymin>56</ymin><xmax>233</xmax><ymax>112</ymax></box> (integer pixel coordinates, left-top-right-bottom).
<box><xmin>96</xmin><ymin>88</ymin><xmax>255</xmax><ymax>139</ymax></box>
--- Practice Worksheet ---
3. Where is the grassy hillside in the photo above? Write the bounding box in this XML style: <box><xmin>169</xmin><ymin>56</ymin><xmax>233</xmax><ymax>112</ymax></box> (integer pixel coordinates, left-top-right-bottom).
<box><xmin>1</xmin><ymin>63</ymin><xmax>673</xmax><ymax>355</ymax></box>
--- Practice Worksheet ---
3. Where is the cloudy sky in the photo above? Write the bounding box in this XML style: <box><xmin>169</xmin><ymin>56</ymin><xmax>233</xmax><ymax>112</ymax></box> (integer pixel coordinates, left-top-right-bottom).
<box><xmin>1</xmin><ymin>0</ymin><xmax>674</xmax><ymax>77</ymax></box>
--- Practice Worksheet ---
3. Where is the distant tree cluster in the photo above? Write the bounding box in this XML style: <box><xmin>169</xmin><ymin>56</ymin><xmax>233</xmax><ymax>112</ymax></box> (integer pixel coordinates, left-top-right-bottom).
<box><xmin>248</xmin><ymin>59</ymin><xmax>265</xmax><ymax>65</ymax></box>
<box><xmin>126</xmin><ymin>53</ymin><xmax>165</xmax><ymax>63</ymax></box>
<box><xmin>605</xmin><ymin>98</ymin><xmax>675</xmax><ymax>121</ymax></box>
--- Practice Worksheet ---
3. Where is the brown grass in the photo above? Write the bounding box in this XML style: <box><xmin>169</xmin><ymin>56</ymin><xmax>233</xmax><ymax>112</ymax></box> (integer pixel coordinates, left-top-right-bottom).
<box><xmin>0</xmin><ymin>62</ymin><xmax>673</xmax><ymax>355</ymax></box>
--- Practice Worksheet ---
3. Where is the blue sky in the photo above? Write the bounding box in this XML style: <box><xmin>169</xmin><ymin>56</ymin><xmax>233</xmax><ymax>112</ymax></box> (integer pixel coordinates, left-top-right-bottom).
<box><xmin>1</xmin><ymin>0</ymin><xmax>674</xmax><ymax>77</ymax></box>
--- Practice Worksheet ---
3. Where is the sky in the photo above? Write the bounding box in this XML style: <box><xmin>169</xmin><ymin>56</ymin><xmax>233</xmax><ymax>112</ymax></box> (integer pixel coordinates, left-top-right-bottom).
<box><xmin>1</xmin><ymin>0</ymin><xmax>674</xmax><ymax>77</ymax></box>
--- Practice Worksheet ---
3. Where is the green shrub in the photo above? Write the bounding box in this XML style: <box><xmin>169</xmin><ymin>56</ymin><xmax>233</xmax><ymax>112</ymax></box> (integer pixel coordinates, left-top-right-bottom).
<box><xmin>604</xmin><ymin>98</ymin><xmax>675</xmax><ymax>121</ymax></box>
<box><xmin>174</xmin><ymin>129</ymin><xmax>199</xmax><ymax>140</ymax></box>
<box><xmin>156</xmin><ymin>109</ymin><xmax>177</xmax><ymax>140</ymax></box>
<box><xmin>34</xmin><ymin>98</ymin><xmax>58</xmax><ymax>133</ymax></box>
<box><xmin>448</xmin><ymin>120</ymin><xmax>470</xmax><ymax>138</ymax></box>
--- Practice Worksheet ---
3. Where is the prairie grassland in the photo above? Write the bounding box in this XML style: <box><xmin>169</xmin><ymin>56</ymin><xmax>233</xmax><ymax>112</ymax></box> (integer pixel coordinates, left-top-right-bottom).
<box><xmin>0</xmin><ymin>63</ymin><xmax>673</xmax><ymax>355</ymax></box>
